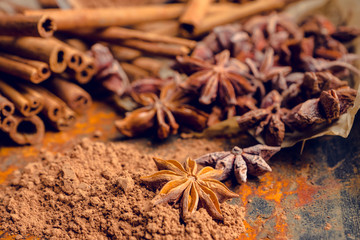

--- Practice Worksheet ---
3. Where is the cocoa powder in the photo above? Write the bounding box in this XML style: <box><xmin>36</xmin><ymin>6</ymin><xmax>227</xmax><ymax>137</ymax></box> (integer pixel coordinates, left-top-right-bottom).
<box><xmin>0</xmin><ymin>138</ymin><xmax>245</xmax><ymax>239</ymax></box>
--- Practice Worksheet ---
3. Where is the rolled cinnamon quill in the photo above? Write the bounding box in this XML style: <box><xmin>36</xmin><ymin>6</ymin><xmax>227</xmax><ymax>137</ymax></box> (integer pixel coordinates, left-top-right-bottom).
<box><xmin>68</xmin><ymin>54</ymin><xmax>96</xmax><ymax>84</ymax></box>
<box><xmin>119</xmin><ymin>40</ymin><xmax>190</xmax><ymax>57</ymax></box>
<box><xmin>0</xmin><ymin>53</ymin><xmax>50</xmax><ymax>83</ymax></box>
<box><xmin>0</xmin><ymin>94</ymin><xmax>15</xmax><ymax>117</ymax></box>
<box><xmin>52</xmin><ymin>38</ymin><xmax>85</xmax><ymax>71</ymax></box>
<box><xmin>179</xmin><ymin>0</ymin><xmax>211</xmax><ymax>35</ymax></box>
<box><xmin>0</xmin><ymin>15</ymin><xmax>56</xmax><ymax>38</ymax></box>
<box><xmin>72</xmin><ymin>27</ymin><xmax>196</xmax><ymax>49</ymax></box>
<box><xmin>1</xmin><ymin>115</ymin><xmax>16</xmax><ymax>132</ymax></box>
<box><xmin>132</xmin><ymin>57</ymin><xmax>163</xmax><ymax>75</ymax></box>
<box><xmin>8</xmin><ymin>114</ymin><xmax>45</xmax><ymax>145</ymax></box>
<box><xmin>51</xmin><ymin>106</ymin><xmax>77</xmax><ymax>131</ymax></box>
<box><xmin>109</xmin><ymin>45</ymin><xmax>141</xmax><ymax>62</ymax></box>
<box><xmin>120</xmin><ymin>62</ymin><xmax>150</xmax><ymax>80</ymax></box>
<box><xmin>191</xmin><ymin>0</ymin><xmax>286</xmax><ymax>37</ymax></box>
<box><xmin>24</xmin><ymin>4</ymin><xmax>185</xmax><ymax>30</ymax></box>
<box><xmin>30</xmin><ymin>84</ymin><xmax>65</xmax><ymax>122</ymax></box>
<box><xmin>0</xmin><ymin>36</ymin><xmax>67</xmax><ymax>73</ymax></box>
<box><xmin>11</xmin><ymin>81</ymin><xmax>45</xmax><ymax>115</ymax></box>
<box><xmin>44</xmin><ymin>78</ymin><xmax>92</xmax><ymax>114</ymax></box>
<box><xmin>0</xmin><ymin>80</ymin><xmax>41</xmax><ymax>117</ymax></box>
<box><xmin>133</xmin><ymin>20</ymin><xmax>179</xmax><ymax>37</ymax></box>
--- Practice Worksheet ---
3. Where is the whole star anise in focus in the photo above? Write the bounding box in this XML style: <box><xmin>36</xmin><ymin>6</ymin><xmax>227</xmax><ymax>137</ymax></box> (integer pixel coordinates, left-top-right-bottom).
<box><xmin>177</xmin><ymin>50</ymin><xmax>255</xmax><ymax>105</ymax></box>
<box><xmin>195</xmin><ymin>145</ymin><xmax>280</xmax><ymax>184</ymax></box>
<box><xmin>237</xmin><ymin>90</ymin><xmax>288</xmax><ymax>146</ymax></box>
<box><xmin>141</xmin><ymin>157</ymin><xmax>239</xmax><ymax>220</ymax></box>
<box><xmin>115</xmin><ymin>82</ymin><xmax>208</xmax><ymax>139</ymax></box>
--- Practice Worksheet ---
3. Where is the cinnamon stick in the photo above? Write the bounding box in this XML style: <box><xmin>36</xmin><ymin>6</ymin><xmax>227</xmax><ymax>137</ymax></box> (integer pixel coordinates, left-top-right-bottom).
<box><xmin>132</xmin><ymin>57</ymin><xmax>163</xmax><ymax>75</ymax></box>
<box><xmin>120</xmin><ymin>62</ymin><xmax>150</xmax><ymax>80</ymax></box>
<box><xmin>0</xmin><ymin>94</ymin><xmax>15</xmax><ymax>117</ymax></box>
<box><xmin>30</xmin><ymin>84</ymin><xmax>65</xmax><ymax>122</ymax></box>
<box><xmin>190</xmin><ymin>0</ymin><xmax>286</xmax><ymax>37</ymax></box>
<box><xmin>118</xmin><ymin>40</ymin><xmax>190</xmax><ymax>57</ymax></box>
<box><xmin>0</xmin><ymin>80</ymin><xmax>40</xmax><ymax>117</ymax></box>
<box><xmin>109</xmin><ymin>45</ymin><xmax>141</xmax><ymax>62</ymax></box>
<box><xmin>133</xmin><ymin>20</ymin><xmax>179</xmax><ymax>37</ymax></box>
<box><xmin>51</xmin><ymin>106</ymin><xmax>77</xmax><ymax>131</ymax></box>
<box><xmin>11</xmin><ymin>81</ymin><xmax>45</xmax><ymax>115</ymax></box>
<box><xmin>70</xmin><ymin>55</ymin><xmax>96</xmax><ymax>84</ymax></box>
<box><xmin>24</xmin><ymin>4</ymin><xmax>186</xmax><ymax>30</ymax></box>
<box><xmin>44</xmin><ymin>77</ymin><xmax>92</xmax><ymax>114</ymax></box>
<box><xmin>0</xmin><ymin>36</ymin><xmax>67</xmax><ymax>73</ymax></box>
<box><xmin>64</xmin><ymin>38</ymin><xmax>89</xmax><ymax>52</ymax></box>
<box><xmin>1</xmin><ymin>115</ymin><xmax>16</xmax><ymax>132</ymax></box>
<box><xmin>0</xmin><ymin>53</ymin><xmax>50</xmax><ymax>83</ymax></box>
<box><xmin>71</xmin><ymin>27</ymin><xmax>196</xmax><ymax>49</ymax></box>
<box><xmin>0</xmin><ymin>15</ymin><xmax>56</xmax><ymax>38</ymax></box>
<box><xmin>8</xmin><ymin>114</ymin><xmax>45</xmax><ymax>145</ymax></box>
<box><xmin>179</xmin><ymin>0</ymin><xmax>212</xmax><ymax>35</ymax></box>
<box><xmin>52</xmin><ymin>38</ymin><xmax>85</xmax><ymax>71</ymax></box>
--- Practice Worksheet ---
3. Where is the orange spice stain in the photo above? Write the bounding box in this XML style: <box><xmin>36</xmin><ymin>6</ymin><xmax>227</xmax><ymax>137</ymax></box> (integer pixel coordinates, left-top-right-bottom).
<box><xmin>0</xmin><ymin>166</ymin><xmax>16</xmax><ymax>184</ymax></box>
<box><xmin>294</xmin><ymin>177</ymin><xmax>320</xmax><ymax>207</ymax></box>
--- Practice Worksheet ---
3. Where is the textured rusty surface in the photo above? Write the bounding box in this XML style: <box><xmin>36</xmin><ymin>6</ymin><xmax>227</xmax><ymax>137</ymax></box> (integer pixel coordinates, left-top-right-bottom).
<box><xmin>0</xmin><ymin>101</ymin><xmax>359</xmax><ymax>239</ymax></box>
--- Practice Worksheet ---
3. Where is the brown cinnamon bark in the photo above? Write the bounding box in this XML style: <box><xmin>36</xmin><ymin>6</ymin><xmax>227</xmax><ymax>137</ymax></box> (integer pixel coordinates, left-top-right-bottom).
<box><xmin>39</xmin><ymin>0</ymin><xmax>59</xmax><ymax>8</ymax></box>
<box><xmin>0</xmin><ymin>53</ymin><xmax>50</xmax><ymax>83</ymax></box>
<box><xmin>110</xmin><ymin>45</ymin><xmax>142</xmax><ymax>62</ymax></box>
<box><xmin>52</xmin><ymin>38</ymin><xmax>85</xmax><ymax>71</ymax></box>
<box><xmin>0</xmin><ymin>15</ymin><xmax>56</xmax><ymax>38</ymax></box>
<box><xmin>71</xmin><ymin>27</ymin><xmax>196</xmax><ymax>49</ymax></box>
<box><xmin>51</xmin><ymin>106</ymin><xmax>77</xmax><ymax>131</ymax></box>
<box><xmin>0</xmin><ymin>36</ymin><xmax>67</xmax><ymax>73</ymax></box>
<box><xmin>44</xmin><ymin>77</ymin><xmax>92</xmax><ymax>114</ymax></box>
<box><xmin>8</xmin><ymin>114</ymin><xmax>45</xmax><ymax>145</ymax></box>
<box><xmin>30</xmin><ymin>84</ymin><xmax>66</xmax><ymax>122</ymax></box>
<box><xmin>132</xmin><ymin>57</ymin><xmax>163</xmax><ymax>75</ymax></box>
<box><xmin>24</xmin><ymin>4</ymin><xmax>186</xmax><ymax>30</ymax></box>
<box><xmin>179</xmin><ymin>0</ymin><xmax>212</xmax><ymax>35</ymax></box>
<box><xmin>11</xmin><ymin>81</ymin><xmax>45</xmax><ymax>115</ymax></box>
<box><xmin>73</xmin><ymin>55</ymin><xmax>96</xmax><ymax>84</ymax></box>
<box><xmin>118</xmin><ymin>40</ymin><xmax>190</xmax><ymax>57</ymax></box>
<box><xmin>0</xmin><ymin>80</ymin><xmax>41</xmax><ymax>117</ymax></box>
<box><xmin>133</xmin><ymin>20</ymin><xmax>179</xmax><ymax>37</ymax></box>
<box><xmin>64</xmin><ymin>38</ymin><xmax>89</xmax><ymax>52</ymax></box>
<box><xmin>190</xmin><ymin>0</ymin><xmax>286</xmax><ymax>37</ymax></box>
<box><xmin>1</xmin><ymin>115</ymin><xmax>16</xmax><ymax>132</ymax></box>
<box><xmin>120</xmin><ymin>62</ymin><xmax>150</xmax><ymax>80</ymax></box>
<box><xmin>0</xmin><ymin>94</ymin><xmax>15</xmax><ymax>117</ymax></box>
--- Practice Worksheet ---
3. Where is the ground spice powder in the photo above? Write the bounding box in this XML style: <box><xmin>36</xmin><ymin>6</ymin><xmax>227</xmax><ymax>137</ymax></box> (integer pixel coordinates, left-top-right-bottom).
<box><xmin>0</xmin><ymin>138</ymin><xmax>245</xmax><ymax>239</ymax></box>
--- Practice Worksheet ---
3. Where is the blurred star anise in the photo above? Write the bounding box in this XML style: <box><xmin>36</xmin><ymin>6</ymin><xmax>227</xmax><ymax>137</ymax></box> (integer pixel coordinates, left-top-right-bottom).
<box><xmin>115</xmin><ymin>82</ymin><xmax>208</xmax><ymax>139</ymax></box>
<box><xmin>177</xmin><ymin>50</ymin><xmax>255</xmax><ymax>105</ymax></box>
<box><xmin>237</xmin><ymin>90</ymin><xmax>288</xmax><ymax>146</ymax></box>
<box><xmin>195</xmin><ymin>145</ymin><xmax>280</xmax><ymax>184</ymax></box>
<box><xmin>141</xmin><ymin>157</ymin><xmax>239</xmax><ymax>220</ymax></box>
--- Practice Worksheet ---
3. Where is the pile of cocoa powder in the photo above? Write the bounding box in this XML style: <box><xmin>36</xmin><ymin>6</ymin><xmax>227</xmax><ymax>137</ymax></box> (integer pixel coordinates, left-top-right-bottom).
<box><xmin>0</xmin><ymin>138</ymin><xmax>245</xmax><ymax>239</ymax></box>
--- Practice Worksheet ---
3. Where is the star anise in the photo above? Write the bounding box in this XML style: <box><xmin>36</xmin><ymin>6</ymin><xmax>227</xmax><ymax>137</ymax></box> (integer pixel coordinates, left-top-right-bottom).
<box><xmin>245</xmin><ymin>48</ymin><xmax>292</xmax><ymax>84</ymax></box>
<box><xmin>195</xmin><ymin>145</ymin><xmax>280</xmax><ymax>184</ymax></box>
<box><xmin>115</xmin><ymin>82</ymin><xmax>208</xmax><ymax>139</ymax></box>
<box><xmin>177</xmin><ymin>50</ymin><xmax>255</xmax><ymax>105</ymax></box>
<box><xmin>237</xmin><ymin>90</ymin><xmax>288</xmax><ymax>146</ymax></box>
<box><xmin>141</xmin><ymin>157</ymin><xmax>239</xmax><ymax>220</ymax></box>
<box><xmin>284</xmin><ymin>87</ymin><xmax>357</xmax><ymax>130</ymax></box>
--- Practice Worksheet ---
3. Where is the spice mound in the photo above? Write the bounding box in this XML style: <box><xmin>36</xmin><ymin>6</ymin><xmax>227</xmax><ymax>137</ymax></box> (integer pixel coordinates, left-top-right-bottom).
<box><xmin>0</xmin><ymin>138</ymin><xmax>245</xmax><ymax>239</ymax></box>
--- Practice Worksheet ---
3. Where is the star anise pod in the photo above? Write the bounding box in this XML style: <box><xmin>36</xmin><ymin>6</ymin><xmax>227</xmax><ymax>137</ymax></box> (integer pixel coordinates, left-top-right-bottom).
<box><xmin>177</xmin><ymin>50</ymin><xmax>255</xmax><ymax>105</ymax></box>
<box><xmin>115</xmin><ymin>82</ymin><xmax>208</xmax><ymax>139</ymax></box>
<box><xmin>245</xmin><ymin>48</ymin><xmax>292</xmax><ymax>84</ymax></box>
<box><xmin>195</xmin><ymin>145</ymin><xmax>280</xmax><ymax>184</ymax></box>
<box><xmin>284</xmin><ymin>88</ymin><xmax>357</xmax><ymax>130</ymax></box>
<box><xmin>141</xmin><ymin>157</ymin><xmax>239</xmax><ymax>220</ymax></box>
<box><xmin>237</xmin><ymin>90</ymin><xmax>288</xmax><ymax>146</ymax></box>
